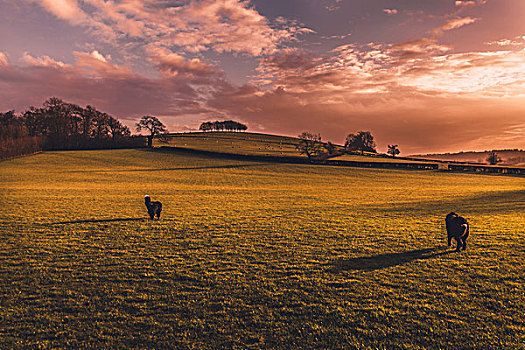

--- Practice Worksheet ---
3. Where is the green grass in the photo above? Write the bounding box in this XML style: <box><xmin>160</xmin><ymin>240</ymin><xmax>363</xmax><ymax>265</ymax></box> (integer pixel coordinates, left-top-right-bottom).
<box><xmin>1</xmin><ymin>149</ymin><xmax>524</xmax><ymax>349</ymax></box>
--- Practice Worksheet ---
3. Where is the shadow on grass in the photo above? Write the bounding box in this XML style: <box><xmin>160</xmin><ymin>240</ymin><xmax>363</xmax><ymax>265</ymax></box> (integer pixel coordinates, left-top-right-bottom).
<box><xmin>331</xmin><ymin>247</ymin><xmax>455</xmax><ymax>272</ymax></box>
<box><xmin>47</xmin><ymin>218</ymin><xmax>145</xmax><ymax>225</ymax></box>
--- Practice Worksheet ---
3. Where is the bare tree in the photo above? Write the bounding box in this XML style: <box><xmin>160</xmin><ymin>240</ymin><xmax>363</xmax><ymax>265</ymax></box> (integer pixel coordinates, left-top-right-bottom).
<box><xmin>296</xmin><ymin>132</ymin><xmax>323</xmax><ymax>160</ymax></box>
<box><xmin>136</xmin><ymin>116</ymin><xmax>168</xmax><ymax>147</ymax></box>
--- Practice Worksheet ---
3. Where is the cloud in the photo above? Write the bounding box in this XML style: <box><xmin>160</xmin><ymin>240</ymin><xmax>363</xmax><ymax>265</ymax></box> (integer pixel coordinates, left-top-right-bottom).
<box><xmin>25</xmin><ymin>0</ymin><xmax>313</xmax><ymax>57</ymax></box>
<box><xmin>389</xmin><ymin>38</ymin><xmax>452</xmax><ymax>59</ymax></box>
<box><xmin>2</xmin><ymin>3</ymin><xmax>524</xmax><ymax>154</ymax></box>
<box><xmin>0</xmin><ymin>52</ymin><xmax>8</xmax><ymax>66</ymax></box>
<box><xmin>486</xmin><ymin>36</ymin><xmax>525</xmax><ymax>47</ymax></box>
<box><xmin>37</xmin><ymin>0</ymin><xmax>87</xmax><ymax>24</ymax></box>
<box><xmin>73</xmin><ymin>51</ymin><xmax>135</xmax><ymax>78</ymax></box>
<box><xmin>454</xmin><ymin>0</ymin><xmax>487</xmax><ymax>7</ymax></box>
<box><xmin>440</xmin><ymin>17</ymin><xmax>478</xmax><ymax>31</ymax></box>
<box><xmin>147</xmin><ymin>47</ymin><xmax>218</xmax><ymax>78</ymax></box>
<box><xmin>21</xmin><ymin>53</ymin><xmax>67</xmax><ymax>68</ymax></box>
<box><xmin>325</xmin><ymin>5</ymin><xmax>340</xmax><ymax>12</ymax></box>
<box><xmin>0</xmin><ymin>50</ymin><xmax>223</xmax><ymax>122</ymax></box>
<box><xmin>383</xmin><ymin>9</ymin><xmax>398</xmax><ymax>15</ymax></box>
<box><xmin>89</xmin><ymin>50</ymin><xmax>108</xmax><ymax>63</ymax></box>
<box><xmin>235</xmin><ymin>23</ymin><xmax>525</xmax><ymax>153</ymax></box>
<box><xmin>429</xmin><ymin>17</ymin><xmax>479</xmax><ymax>36</ymax></box>
<box><xmin>2</xmin><ymin>41</ymin><xmax>525</xmax><ymax>154</ymax></box>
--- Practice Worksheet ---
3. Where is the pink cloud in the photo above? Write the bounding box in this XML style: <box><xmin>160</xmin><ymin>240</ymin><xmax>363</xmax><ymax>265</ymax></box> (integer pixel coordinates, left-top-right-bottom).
<box><xmin>147</xmin><ymin>47</ymin><xmax>218</xmax><ymax>78</ymax></box>
<box><xmin>2</xmin><ymin>43</ymin><xmax>525</xmax><ymax>154</ymax></box>
<box><xmin>21</xmin><ymin>53</ymin><xmax>67</xmax><ymax>68</ymax></box>
<box><xmin>440</xmin><ymin>17</ymin><xmax>479</xmax><ymax>31</ymax></box>
<box><xmin>0</xmin><ymin>51</ymin><xmax>220</xmax><ymax>123</ymax></box>
<box><xmin>25</xmin><ymin>0</ymin><xmax>313</xmax><ymax>57</ymax></box>
<box><xmin>38</xmin><ymin>0</ymin><xmax>86</xmax><ymax>24</ymax></box>
<box><xmin>2</xmin><ymin>3</ymin><xmax>524</xmax><ymax>154</ymax></box>
<box><xmin>383</xmin><ymin>9</ymin><xmax>398</xmax><ymax>15</ymax></box>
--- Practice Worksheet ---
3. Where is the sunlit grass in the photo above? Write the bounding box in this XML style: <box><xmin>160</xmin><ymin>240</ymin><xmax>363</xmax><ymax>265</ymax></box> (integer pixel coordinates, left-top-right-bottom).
<box><xmin>157</xmin><ymin>132</ymin><xmax>439</xmax><ymax>168</ymax></box>
<box><xmin>1</xmin><ymin>149</ymin><xmax>524</xmax><ymax>348</ymax></box>
<box><xmin>156</xmin><ymin>132</ymin><xmax>302</xmax><ymax>157</ymax></box>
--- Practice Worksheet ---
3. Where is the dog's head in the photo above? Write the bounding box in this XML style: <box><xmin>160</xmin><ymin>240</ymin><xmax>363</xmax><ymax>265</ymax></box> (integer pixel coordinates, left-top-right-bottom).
<box><xmin>446</xmin><ymin>212</ymin><xmax>457</xmax><ymax>221</ymax></box>
<box><xmin>145</xmin><ymin>195</ymin><xmax>150</xmax><ymax>204</ymax></box>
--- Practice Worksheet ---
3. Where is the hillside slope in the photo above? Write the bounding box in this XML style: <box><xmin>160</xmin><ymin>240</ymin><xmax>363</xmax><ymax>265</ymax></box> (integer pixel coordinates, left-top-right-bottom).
<box><xmin>156</xmin><ymin>132</ymin><xmax>436</xmax><ymax>165</ymax></box>
<box><xmin>412</xmin><ymin>149</ymin><xmax>525</xmax><ymax>166</ymax></box>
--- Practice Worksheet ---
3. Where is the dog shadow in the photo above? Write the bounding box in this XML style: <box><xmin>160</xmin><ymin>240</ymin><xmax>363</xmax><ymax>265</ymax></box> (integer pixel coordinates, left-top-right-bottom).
<box><xmin>47</xmin><ymin>218</ymin><xmax>145</xmax><ymax>225</ymax></box>
<box><xmin>331</xmin><ymin>247</ymin><xmax>454</xmax><ymax>272</ymax></box>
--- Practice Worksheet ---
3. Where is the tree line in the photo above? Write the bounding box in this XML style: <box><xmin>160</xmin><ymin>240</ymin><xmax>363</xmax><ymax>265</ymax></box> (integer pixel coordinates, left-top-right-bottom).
<box><xmin>199</xmin><ymin>120</ymin><xmax>248</xmax><ymax>132</ymax></box>
<box><xmin>0</xmin><ymin>110</ymin><xmax>45</xmax><ymax>159</ymax></box>
<box><xmin>0</xmin><ymin>97</ymin><xmax>143</xmax><ymax>159</ymax></box>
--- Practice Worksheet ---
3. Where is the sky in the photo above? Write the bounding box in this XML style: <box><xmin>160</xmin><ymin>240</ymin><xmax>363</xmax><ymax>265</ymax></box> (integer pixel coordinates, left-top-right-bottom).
<box><xmin>1</xmin><ymin>0</ymin><xmax>524</xmax><ymax>154</ymax></box>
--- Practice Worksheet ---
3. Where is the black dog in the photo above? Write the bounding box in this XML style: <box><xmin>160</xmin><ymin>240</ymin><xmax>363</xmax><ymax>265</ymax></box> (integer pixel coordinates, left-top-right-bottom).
<box><xmin>445</xmin><ymin>212</ymin><xmax>469</xmax><ymax>252</ymax></box>
<box><xmin>145</xmin><ymin>195</ymin><xmax>162</xmax><ymax>220</ymax></box>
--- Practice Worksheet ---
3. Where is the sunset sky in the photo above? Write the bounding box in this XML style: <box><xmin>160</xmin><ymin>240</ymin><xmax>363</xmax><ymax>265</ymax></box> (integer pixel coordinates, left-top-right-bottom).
<box><xmin>1</xmin><ymin>0</ymin><xmax>524</xmax><ymax>154</ymax></box>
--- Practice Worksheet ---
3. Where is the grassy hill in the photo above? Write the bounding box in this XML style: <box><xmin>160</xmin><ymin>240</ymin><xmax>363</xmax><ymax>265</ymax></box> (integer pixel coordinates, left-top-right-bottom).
<box><xmin>1</xmin><ymin>148</ymin><xmax>524</xmax><ymax>348</ymax></box>
<box><xmin>412</xmin><ymin>149</ymin><xmax>525</xmax><ymax>166</ymax></box>
<box><xmin>156</xmin><ymin>132</ymin><xmax>438</xmax><ymax>165</ymax></box>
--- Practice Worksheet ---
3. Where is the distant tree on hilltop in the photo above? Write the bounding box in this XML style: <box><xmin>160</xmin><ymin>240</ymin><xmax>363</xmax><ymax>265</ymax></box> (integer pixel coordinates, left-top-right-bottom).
<box><xmin>387</xmin><ymin>144</ymin><xmax>400</xmax><ymax>158</ymax></box>
<box><xmin>345</xmin><ymin>131</ymin><xmax>377</xmax><ymax>155</ymax></box>
<box><xmin>296</xmin><ymin>132</ymin><xmax>323</xmax><ymax>160</ymax></box>
<box><xmin>199</xmin><ymin>120</ymin><xmax>247</xmax><ymax>132</ymax></box>
<box><xmin>486</xmin><ymin>151</ymin><xmax>502</xmax><ymax>165</ymax></box>
<box><xmin>199</xmin><ymin>122</ymin><xmax>213</xmax><ymax>132</ymax></box>
<box><xmin>136</xmin><ymin>116</ymin><xmax>168</xmax><ymax>147</ymax></box>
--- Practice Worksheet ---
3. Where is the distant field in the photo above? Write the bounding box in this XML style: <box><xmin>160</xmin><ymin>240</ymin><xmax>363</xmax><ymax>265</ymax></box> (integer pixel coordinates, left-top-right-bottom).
<box><xmin>156</xmin><ymin>132</ymin><xmax>436</xmax><ymax>165</ymax></box>
<box><xmin>1</xmin><ymin>149</ymin><xmax>524</xmax><ymax>348</ymax></box>
<box><xmin>155</xmin><ymin>132</ymin><xmax>301</xmax><ymax>157</ymax></box>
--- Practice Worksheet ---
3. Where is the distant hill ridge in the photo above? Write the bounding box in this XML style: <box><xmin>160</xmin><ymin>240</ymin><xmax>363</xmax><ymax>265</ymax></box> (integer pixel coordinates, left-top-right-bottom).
<box><xmin>411</xmin><ymin>149</ymin><xmax>525</xmax><ymax>166</ymax></box>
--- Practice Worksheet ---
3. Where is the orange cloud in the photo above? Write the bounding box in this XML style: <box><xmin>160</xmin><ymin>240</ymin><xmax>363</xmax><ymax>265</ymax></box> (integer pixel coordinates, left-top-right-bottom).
<box><xmin>21</xmin><ymin>53</ymin><xmax>67</xmax><ymax>68</ymax></box>
<box><xmin>147</xmin><ymin>47</ymin><xmax>218</xmax><ymax>78</ymax></box>
<box><xmin>454</xmin><ymin>0</ymin><xmax>487</xmax><ymax>7</ymax></box>
<box><xmin>0</xmin><ymin>52</ymin><xmax>8</xmax><ymax>66</ymax></box>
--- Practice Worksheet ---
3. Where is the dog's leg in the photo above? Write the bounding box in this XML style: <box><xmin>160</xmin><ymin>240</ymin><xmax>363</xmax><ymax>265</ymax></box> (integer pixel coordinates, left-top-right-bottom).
<box><xmin>456</xmin><ymin>238</ymin><xmax>462</xmax><ymax>252</ymax></box>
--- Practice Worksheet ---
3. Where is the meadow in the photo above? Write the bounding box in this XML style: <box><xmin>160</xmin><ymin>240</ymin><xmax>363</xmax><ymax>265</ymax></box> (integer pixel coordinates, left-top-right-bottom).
<box><xmin>156</xmin><ymin>132</ymin><xmax>437</xmax><ymax>165</ymax></box>
<box><xmin>1</xmin><ymin>147</ymin><xmax>524</xmax><ymax>349</ymax></box>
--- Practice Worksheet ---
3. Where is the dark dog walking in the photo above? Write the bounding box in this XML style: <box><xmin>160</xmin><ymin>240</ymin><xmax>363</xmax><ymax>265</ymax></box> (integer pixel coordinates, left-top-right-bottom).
<box><xmin>145</xmin><ymin>195</ymin><xmax>162</xmax><ymax>220</ymax></box>
<box><xmin>445</xmin><ymin>212</ymin><xmax>469</xmax><ymax>252</ymax></box>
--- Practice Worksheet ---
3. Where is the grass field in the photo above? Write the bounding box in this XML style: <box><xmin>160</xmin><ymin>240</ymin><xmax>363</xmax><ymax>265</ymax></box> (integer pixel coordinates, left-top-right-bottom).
<box><xmin>157</xmin><ymin>132</ymin><xmax>436</xmax><ymax>165</ymax></box>
<box><xmin>1</xmin><ymin>148</ymin><xmax>524</xmax><ymax>349</ymax></box>
<box><xmin>156</xmin><ymin>132</ymin><xmax>302</xmax><ymax>157</ymax></box>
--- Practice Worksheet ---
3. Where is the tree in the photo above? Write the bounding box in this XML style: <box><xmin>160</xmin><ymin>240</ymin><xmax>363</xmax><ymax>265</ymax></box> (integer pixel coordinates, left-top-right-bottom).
<box><xmin>324</xmin><ymin>141</ymin><xmax>336</xmax><ymax>155</ymax></box>
<box><xmin>487</xmin><ymin>151</ymin><xmax>502</xmax><ymax>165</ymax></box>
<box><xmin>345</xmin><ymin>131</ymin><xmax>377</xmax><ymax>154</ymax></box>
<box><xmin>199</xmin><ymin>120</ymin><xmax>247</xmax><ymax>132</ymax></box>
<box><xmin>296</xmin><ymin>132</ymin><xmax>323</xmax><ymax>160</ymax></box>
<box><xmin>199</xmin><ymin>121</ymin><xmax>213</xmax><ymax>132</ymax></box>
<box><xmin>387</xmin><ymin>144</ymin><xmax>400</xmax><ymax>158</ymax></box>
<box><xmin>136</xmin><ymin>116</ymin><xmax>168</xmax><ymax>147</ymax></box>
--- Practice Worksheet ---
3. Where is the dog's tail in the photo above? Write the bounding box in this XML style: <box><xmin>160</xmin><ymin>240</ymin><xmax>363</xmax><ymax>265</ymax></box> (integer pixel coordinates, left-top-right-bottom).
<box><xmin>461</xmin><ymin>223</ymin><xmax>469</xmax><ymax>239</ymax></box>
